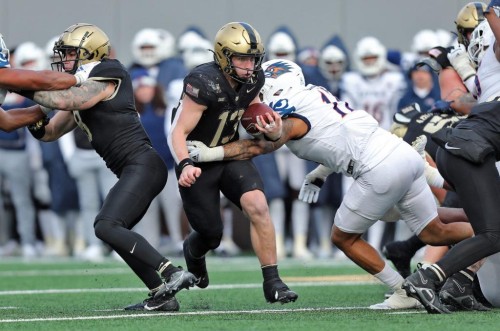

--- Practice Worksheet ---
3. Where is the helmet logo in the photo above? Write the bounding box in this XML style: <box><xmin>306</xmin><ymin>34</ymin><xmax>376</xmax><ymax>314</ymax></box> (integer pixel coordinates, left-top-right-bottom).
<box><xmin>264</xmin><ymin>60</ymin><xmax>293</xmax><ymax>79</ymax></box>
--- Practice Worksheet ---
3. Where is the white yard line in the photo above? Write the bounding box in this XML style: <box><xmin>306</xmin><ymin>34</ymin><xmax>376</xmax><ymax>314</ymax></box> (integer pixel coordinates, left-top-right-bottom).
<box><xmin>0</xmin><ymin>306</ymin><xmax>376</xmax><ymax>324</ymax></box>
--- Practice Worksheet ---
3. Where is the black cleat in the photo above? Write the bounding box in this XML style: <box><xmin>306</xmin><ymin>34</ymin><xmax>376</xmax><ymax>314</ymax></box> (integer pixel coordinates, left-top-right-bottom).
<box><xmin>155</xmin><ymin>268</ymin><xmax>196</xmax><ymax>299</ymax></box>
<box><xmin>439</xmin><ymin>273</ymin><xmax>491</xmax><ymax>311</ymax></box>
<box><xmin>402</xmin><ymin>268</ymin><xmax>451</xmax><ymax>314</ymax></box>
<box><xmin>263</xmin><ymin>278</ymin><xmax>298</xmax><ymax>304</ymax></box>
<box><xmin>125</xmin><ymin>292</ymin><xmax>180</xmax><ymax>312</ymax></box>
<box><xmin>183</xmin><ymin>240</ymin><xmax>209</xmax><ymax>288</ymax></box>
<box><xmin>382</xmin><ymin>241</ymin><xmax>413</xmax><ymax>278</ymax></box>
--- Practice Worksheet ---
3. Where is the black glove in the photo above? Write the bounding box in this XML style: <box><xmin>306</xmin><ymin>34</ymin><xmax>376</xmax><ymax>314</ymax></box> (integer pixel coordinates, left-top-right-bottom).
<box><xmin>28</xmin><ymin>116</ymin><xmax>50</xmax><ymax>139</ymax></box>
<box><xmin>417</xmin><ymin>46</ymin><xmax>452</xmax><ymax>73</ymax></box>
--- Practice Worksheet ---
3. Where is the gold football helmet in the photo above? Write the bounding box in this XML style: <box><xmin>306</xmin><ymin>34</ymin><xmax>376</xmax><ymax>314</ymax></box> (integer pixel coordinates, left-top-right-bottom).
<box><xmin>52</xmin><ymin>23</ymin><xmax>111</xmax><ymax>74</ymax></box>
<box><xmin>455</xmin><ymin>2</ymin><xmax>487</xmax><ymax>47</ymax></box>
<box><xmin>213</xmin><ymin>22</ymin><xmax>265</xmax><ymax>84</ymax></box>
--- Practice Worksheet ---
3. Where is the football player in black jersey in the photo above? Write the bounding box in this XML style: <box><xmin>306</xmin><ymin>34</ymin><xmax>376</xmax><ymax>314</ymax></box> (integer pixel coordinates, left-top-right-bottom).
<box><xmin>168</xmin><ymin>22</ymin><xmax>298</xmax><ymax>304</ymax></box>
<box><xmin>0</xmin><ymin>32</ymin><xmax>85</xmax><ymax>131</ymax></box>
<box><xmin>403</xmin><ymin>4</ymin><xmax>500</xmax><ymax>313</ymax></box>
<box><xmin>24</xmin><ymin>23</ymin><xmax>196</xmax><ymax>312</ymax></box>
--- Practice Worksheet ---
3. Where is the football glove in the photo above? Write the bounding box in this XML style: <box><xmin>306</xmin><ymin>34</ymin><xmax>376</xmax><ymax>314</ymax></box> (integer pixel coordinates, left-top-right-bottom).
<box><xmin>28</xmin><ymin>116</ymin><xmax>50</xmax><ymax>140</ymax></box>
<box><xmin>298</xmin><ymin>165</ymin><xmax>335</xmax><ymax>203</ymax></box>
<box><xmin>187</xmin><ymin>140</ymin><xmax>224</xmax><ymax>162</ymax></box>
<box><xmin>411</xmin><ymin>135</ymin><xmax>445</xmax><ymax>188</ymax></box>
<box><xmin>74</xmin><ymin>61</ymin><xmax>101</xmax><ymax>86</ymax></box>
<box><xmin>430</xmin><ymin>100</ymin><xmax>454</xmax><ymax>114</ymax></box>
<box><xmin>447</xmin><ymin>44</ymin><xmax>476</xmax><ymax>81</ymax></box>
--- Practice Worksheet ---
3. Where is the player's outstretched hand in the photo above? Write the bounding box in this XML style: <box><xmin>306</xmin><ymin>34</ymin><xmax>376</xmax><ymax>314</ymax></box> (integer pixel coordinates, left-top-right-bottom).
<box><xmin>299</xmin><ymin>176</ymin><xmax>324</xmax><ymax>203</ymax></box>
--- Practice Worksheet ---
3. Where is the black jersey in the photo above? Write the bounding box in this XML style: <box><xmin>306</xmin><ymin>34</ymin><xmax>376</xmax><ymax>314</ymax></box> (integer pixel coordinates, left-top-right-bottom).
<box><xmin>180</xmin><ymin>61</ymin><xmax>264</xmax><ymax>147</ymax></box>
<box><xmin>403</xmin><ymin>112</ymin><xmax>465</xmax><ymax>160</ymax></box>
<box><xmin>72</xmin><ymin>58</ymin><xmax>152</xmax><ymax>175</ymax></box>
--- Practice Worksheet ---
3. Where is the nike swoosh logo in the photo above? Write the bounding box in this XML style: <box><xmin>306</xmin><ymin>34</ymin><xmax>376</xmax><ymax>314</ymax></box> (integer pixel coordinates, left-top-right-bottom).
<box><xmin>419</xmin><ymin>272</ymin><xmax>428</xmax><ymax>285</ymax></box>
<box><xmin>452</xmin><ymin>279</ymin><xmax>466</xmax><ymax>294</ymax></box>
<box><xmin>130</xmin><ymin>242</ymin><xmax>137</xmax><ymax>254</ymax></box>
<box><xmin>247</xmin><ymin>86</ymin><xmax>256</xmax><ymax>93</ymax></box>
<box><xmin>445</xmin><ymin>142</ymin><xmax>461</xmax><ymax>150</ymax></box>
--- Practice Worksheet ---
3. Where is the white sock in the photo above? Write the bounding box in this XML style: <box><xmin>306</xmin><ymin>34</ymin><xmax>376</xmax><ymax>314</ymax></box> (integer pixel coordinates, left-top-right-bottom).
<box><xmin>374</xmin><ymin>262</ymin><xmax>405</xmax><ymax>291</ymax></box>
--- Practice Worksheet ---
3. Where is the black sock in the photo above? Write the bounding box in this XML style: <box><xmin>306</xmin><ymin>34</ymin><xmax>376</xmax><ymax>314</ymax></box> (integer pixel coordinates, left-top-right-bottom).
<box><xmin>406</xmin><ymin>235</ymin><xmax>426</xmax><ymax>255</ymax></box>
<box><xmin>158</xmin><ymin>259</ymin><xmax>180</xmax><ymax>279</ymax></box>
<box><xmin>262</xmin><ymin>264</ymin><xmax>279</xmax><ymax>282</ymax></box>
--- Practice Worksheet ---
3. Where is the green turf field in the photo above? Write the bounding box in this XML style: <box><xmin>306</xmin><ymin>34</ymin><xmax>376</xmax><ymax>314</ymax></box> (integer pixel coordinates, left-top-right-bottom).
<box><xmin>0</xmin><ymin>256</ymin><xmax>498</xmax><ymax>330</ymax></box>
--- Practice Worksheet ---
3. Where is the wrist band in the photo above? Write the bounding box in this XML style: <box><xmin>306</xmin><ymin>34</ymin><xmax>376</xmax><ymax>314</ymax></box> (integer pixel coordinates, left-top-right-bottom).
<box><xmin>177</xmin><ymin>158</ymin><xmax>194</xmax><ymax>172</ymax></box>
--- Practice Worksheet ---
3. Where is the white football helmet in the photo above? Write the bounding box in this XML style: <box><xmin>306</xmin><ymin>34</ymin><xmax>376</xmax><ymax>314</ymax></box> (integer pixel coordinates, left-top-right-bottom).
<box><xmin>178</xmin><ymin>30</ymin><xmax>205</xmax><ymax>54</ymax></box>
<box><xmin>267</xmin><ymin>32</ymin><xmax>296</xmax><ymax>61</ymax></box>
<box><xmin>182</xmin><ymin>38</ymin><xmax>213</xmax><ymax>70</ymax></box>
<box><xmin>467</xmin><ymin>20</ymin><xmax>493</xmax><ymax>66</ymax></box>
<box><xmin>131</xmin><ymin>28</ymin><xmax>175</xmax><ymax>67</ymax></box>
<box><xmin>354</xmin><ymin>36</ymin><xmax>387</xmax><ymax>77</ymax></box>
<box><xmin>319</xmin><ymin>45</ymin><xmax>346</xmax><ymax>80</ymax></box>
<box><xmin>13</xmin><ymin>41</ymin><xmax>47</xmax><ymax>70</ymax></box>
<box><xmin>261</xmin><ymin>59</ymin><xmax>305</xmax><ymax>106</ymax></box>
<box><xmin>411</xmin><ymin>29</ymin><xmax>440</xmax><ymax>55</ymax></box>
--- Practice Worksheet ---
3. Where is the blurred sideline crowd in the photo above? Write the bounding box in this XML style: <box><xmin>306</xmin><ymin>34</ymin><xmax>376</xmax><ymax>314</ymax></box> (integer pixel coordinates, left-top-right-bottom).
<box><xmin>0</xmin><ymin>14</ymin><xmax>472</xmax><ymax>262</ymax></box>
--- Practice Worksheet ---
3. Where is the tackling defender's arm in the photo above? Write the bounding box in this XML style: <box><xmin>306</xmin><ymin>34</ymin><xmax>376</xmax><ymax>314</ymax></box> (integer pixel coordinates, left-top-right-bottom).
<box><xmin>187</xmin><ymin>116</ymin><xmax>307</xmax><ymax>161</ymax></box>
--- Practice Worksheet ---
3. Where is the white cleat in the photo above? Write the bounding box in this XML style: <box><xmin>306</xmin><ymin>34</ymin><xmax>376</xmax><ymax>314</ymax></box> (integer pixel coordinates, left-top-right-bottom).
<box><xmin>369</xmin><ymin>288</ymin><xmax>424</xmax><ymax>310</ymax></box>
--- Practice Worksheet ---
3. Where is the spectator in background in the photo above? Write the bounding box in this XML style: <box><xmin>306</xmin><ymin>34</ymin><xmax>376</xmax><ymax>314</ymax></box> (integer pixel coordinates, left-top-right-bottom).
<box><xmin>397</xmin><ymin>64</ymin><xmax>441</xmax><ymax>113</ymax></box>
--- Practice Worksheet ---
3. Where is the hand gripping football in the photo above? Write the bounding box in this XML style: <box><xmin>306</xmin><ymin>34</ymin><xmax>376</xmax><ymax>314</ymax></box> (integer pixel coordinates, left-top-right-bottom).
<box><xmin>240</xmin><ymin>103</ymin><xmax>274</xmax><ymax>135</ymax></box>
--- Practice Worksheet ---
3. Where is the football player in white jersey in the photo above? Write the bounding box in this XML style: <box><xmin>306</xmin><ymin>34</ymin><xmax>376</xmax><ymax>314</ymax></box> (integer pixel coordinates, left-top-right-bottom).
<box><xmin>187</xmin><ymin>59</ymin><xmax>473</xmax><ymax>310</ymax></box>
<box><xmin>341</xmin><ymin>37</ymin><xmax>407</xmax><ymax>253</ymax></box>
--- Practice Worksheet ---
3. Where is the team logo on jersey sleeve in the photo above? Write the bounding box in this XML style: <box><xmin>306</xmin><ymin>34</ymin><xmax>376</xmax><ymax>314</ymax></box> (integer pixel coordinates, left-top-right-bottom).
<box><xmin>264</xmin><ymin>61</ymin><xmax>292</xmax><ymax>78</ymax></box>
<box><xmin>269</xmin><ymin>98</ymin><xmax>296</xmax><ymax>117</ymax></box>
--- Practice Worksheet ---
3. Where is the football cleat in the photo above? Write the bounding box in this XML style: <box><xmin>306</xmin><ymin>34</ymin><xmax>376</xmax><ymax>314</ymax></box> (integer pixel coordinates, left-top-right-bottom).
<box><xmin>370</xmin><ymin>288</ymin><xmax>423</xmax><ymax>310</ymax></box>
<box><xmin>263</xmin><ymin>278</ymin><xmax>298</xmax><ymax>304</ymax></box>
<box><xmin>154</xmin><ymin>268</ymin><xmax>196</xmax><ymax>299</ymax></box>
<box><xmin>402</xmin><ymin>268</ymin><xmax>451</xmax><ymax>314</ymax></box>
<box><xmin>183</xmin><ymin>240</ymin><xmax>209</xmax><ymax>288</ymax></box>
<box><xmin>125</xmin><ymin>292</ymin><xmax>180</xmax><ymax>312</ymax></box>
<box><xmin>382</xmin><ymin>241</ymin><xmax>414</xmax><ymax>278</ymax></box>
<box><xmin>439</xmin><ymin>273</ymin><xmax>491</xmax><ymax>311</ymax></box>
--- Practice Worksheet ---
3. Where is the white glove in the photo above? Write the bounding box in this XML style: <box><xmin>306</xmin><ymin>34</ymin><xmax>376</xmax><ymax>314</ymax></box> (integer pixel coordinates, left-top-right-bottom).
<box><xmin>298</xmin><ymin>165</ymin><xmax>334</xmax><ymax>203</ymax></box>
<box><xmin>411</xmin><ymin>135</ymin><xmax>427</xmax><ymax>160</ymax></box>
<box><xmin>74</xmin><ymin>61</ymin><xmax>101</xmax><ymax>86</ymax></box>
<box><xmin>187</xmin><ymin>140</ymin><xmax>224</xmax><ymax>162</ymax></box>
<box><xmin>411</xmin><ymin>135</ymin><xmax>445</xmax><ymax>188</ymax></box>
<box><xmin>447</xmin><ymin>44</ymin><xmax>476</xmax><ymax>82</ymax></box>
<box><xmin>0</xmin><ymin>88</ymin><xmax>7</xmax><ymax>105</ymax></box>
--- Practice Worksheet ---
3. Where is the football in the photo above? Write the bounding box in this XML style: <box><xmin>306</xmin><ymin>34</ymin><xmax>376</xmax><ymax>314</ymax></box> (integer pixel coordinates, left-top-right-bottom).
<box><xmin>240</xmin><ymin>103</ymin><xmax>274</xmax><ymax>135</ymax></box>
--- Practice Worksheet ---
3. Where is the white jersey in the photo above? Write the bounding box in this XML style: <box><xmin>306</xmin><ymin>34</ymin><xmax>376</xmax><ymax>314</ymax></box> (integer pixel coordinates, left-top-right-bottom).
<box><xmin>475</xmin><ymin>35</ymin><xmax>500</xmax><ymax>103</ymax></box>
<box><xmin>341</xmin><ymin>71</ymin><xmax>406</xmax><ymax>130</ymax></box>
<box><xmin>276</xmin><ymin>84</ymin><xmax>403</xmax><ymax>178</ymax></box>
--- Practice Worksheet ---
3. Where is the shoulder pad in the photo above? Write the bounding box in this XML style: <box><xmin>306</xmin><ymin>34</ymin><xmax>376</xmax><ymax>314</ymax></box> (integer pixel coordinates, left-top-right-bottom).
<box><xmin>393</xmin><ymin>103</ymin><xmax>421</xmax><ymax>124</ymax></box>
